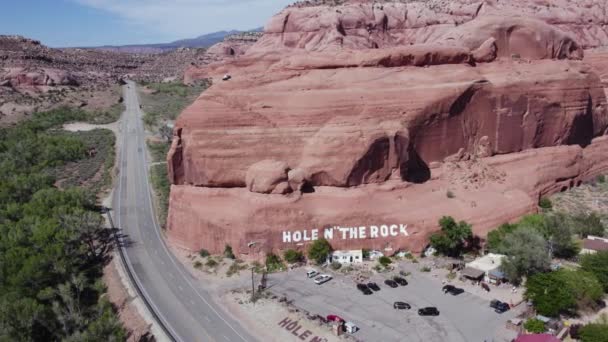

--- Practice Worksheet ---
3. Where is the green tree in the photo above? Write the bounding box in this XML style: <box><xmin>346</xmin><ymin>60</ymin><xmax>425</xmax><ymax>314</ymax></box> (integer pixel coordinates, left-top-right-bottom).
<box><xmin>378</xmin><ymin>256</ymin><xmax>392</xmax><ymax>267</ymax></box>
<box><xmin>524</xmin><ymin>318</ymin><xmax>546</xmax><ymax>333</ymax></box>
<box><xmin>524</xmin><ymin>270</ymin><xmax>602</xmax><ymax>317</ymax></box>
<box><xmin>581</xmin><ymin>251</ymin><xmax>608</xmax><ymax>292</ymax></box>
<box><xmin>579</xmin><ymin>323</ymin><xmax>608</xmax><ymax>342</ymax></box>
<box><xmin>224</xmin><ymin>244</ymin><xmax>235</xmax><ymax>259</ymax></box>
<box><xmin>572</xmin><ymin>212</ymin><xmax>605</xmax><ymax>238</ymax></box>
<box><xmin>486</xmin><ymin>223</ymin><xmax>518</xmax><ymax>252</ymax></box>
<box><xmin>265</xmin><ymin>254</ymin><xmax>284</xmax><ymax>273</ymax></box>
<box><xmin>499</xmin><ymin>228</ymin><xmax>551</xmax><ymax>284</ymax></box>
<box><xmin>429</xmin><ymin>216</ymin><xmax>473</xmax><ymax>257</ymax></box>
<box><xmin>283</xmin><ymin>249</ymin><xmax>304</xmax><ymax>264</ymax></box>
<box><xmin>307</xmin><ymin>238</ymin><xmax>332</xmax><ymax>265</ymax></box>
<box><xmin>543</xmin><ymin>213</ymin><xmax>580</xmax><ymax>258</ymax></box>
<box><xmin>525</xmin><ymin>271</ymin><xmax>576</xmax><ymax>317</ymax></box>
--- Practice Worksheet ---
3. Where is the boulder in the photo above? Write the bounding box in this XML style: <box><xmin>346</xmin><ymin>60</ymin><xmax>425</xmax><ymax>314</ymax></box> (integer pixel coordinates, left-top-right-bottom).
<box><xmin>471</xmin><ymin>38</ymin><xmax>497</xmax><ymax>63</ymax></box>
<box><xmin>245</xmin><ymin>160</ymin><xmax>290</xmax><ymax>194</ymax></box>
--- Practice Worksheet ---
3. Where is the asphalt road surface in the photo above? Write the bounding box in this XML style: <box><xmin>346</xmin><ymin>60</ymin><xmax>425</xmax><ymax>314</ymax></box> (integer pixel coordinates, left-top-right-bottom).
<box><xmin>113</xmin><ymin>82</ymin><xmax>255</xmax><ymax>342</ymax></box>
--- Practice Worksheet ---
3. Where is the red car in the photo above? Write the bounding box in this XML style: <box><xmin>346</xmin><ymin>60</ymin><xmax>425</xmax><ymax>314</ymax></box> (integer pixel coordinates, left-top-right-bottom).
<box><xmin>326</xmin><ymin>315</ymin><xmax>345</xmax><ymax>323</ymax></box>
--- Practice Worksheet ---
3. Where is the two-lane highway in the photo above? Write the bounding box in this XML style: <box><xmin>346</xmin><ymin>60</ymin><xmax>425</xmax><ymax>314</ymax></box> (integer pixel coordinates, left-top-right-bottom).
<box><xmin>113</xmin><ymin>81</ymin><xmax>255</xmax><ymax>342</ymax></box>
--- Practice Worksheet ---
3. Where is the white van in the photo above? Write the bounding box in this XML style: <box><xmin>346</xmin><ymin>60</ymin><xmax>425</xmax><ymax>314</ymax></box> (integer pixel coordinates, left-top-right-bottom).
<box><xmin>306</xmin><ymin>270</ymin><xmax>319</xmax><ymax>278</ymax></box>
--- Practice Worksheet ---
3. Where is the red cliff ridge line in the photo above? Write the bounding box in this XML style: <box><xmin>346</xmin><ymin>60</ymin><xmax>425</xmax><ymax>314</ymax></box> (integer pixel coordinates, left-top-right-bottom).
<box><xmin>167</xmin><ymin>0</ymin><xmax>608</xmax><ymax>258</ymax></box>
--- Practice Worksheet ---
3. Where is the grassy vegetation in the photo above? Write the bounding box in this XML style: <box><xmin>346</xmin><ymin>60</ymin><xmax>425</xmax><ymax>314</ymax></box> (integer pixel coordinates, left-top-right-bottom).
<box><xmin>147</xmin><ymin>139</ymin><xmax>170</xmax><ymax>163</ymax></box>
<box><xmin>86</xmin><ymin>102</ymin><xmax>125</xmax><ymax>125</ymax></box>
<box><xmin>139</xmin><ymin>80</ymin><xmax>211</xmax><ymax>130</ymax></box>
<box><xmin>48</xmin><ymin>129</ymin><xmax>116</xmax><ymax>195</ymax></box>
<box><xmin>150</xmin><ymin>164</ymin><xmax>170</xmax><ymax>228</ymax></box>
<box><xmin>0</xmin><ymin>107</ymin><xmax>125</xmax><ymax>341</ymax></box>
<box><xmin>226</xmin><ymin>260</ymin><xmax>248</xmax><ymax>277</ymax></box>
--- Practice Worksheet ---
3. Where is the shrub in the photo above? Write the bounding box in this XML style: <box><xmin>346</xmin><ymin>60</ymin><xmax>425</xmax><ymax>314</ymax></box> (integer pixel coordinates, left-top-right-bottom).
<box><xmin>199</xmin><ymin>249</ymin><xmax>210</xmax><ymax>258</ymax></box>
<box><xmin>572</xmin><ymin>212</ymin><xmax>605</xmax><ymax>238</ymax></box>
<box><xmin>446</xmin><ymin>190</ymin><xmax>455</xmax><ymax>198</ymax></box>
<box><xmin>193</xmin><ymin>261</ymin><xmax>203</xmax><ymax>269</ymax></box>
<box><xmin>580</xmin><ymin>323</ymin><xmax>608</xmax><ymax>342</ymax></box>
<box><xmin>226</xmin><ymin>261</ymin><xmax>247</xmax><ymax>277</ymax></box>
<box><xmin>224</xmin><ymin>244</ymin><xmax>235</xmax><ymax>259</ymax></box>
<box><xmin>283</xmin><ymin>249</ymin><xmax>304</xmax><ymax>264</ymax></box>
<box><xmin>525</xmin><ymin>270</ymin><xmax>602</xmax><ymax>317</ymax></box>
<box><xmin>429</xmin><ymin>216</ymin><xmax>473</xmax><ymax>257</ymax></box>
<box><xmin>205</xmin><ymin>258</ymin><xmax>218</xmax><ymax>268</ymax></box>
<box><xmin>251</xmin><ymin>261</ymin><xmax>264</xmax><ymax>274</ymax></box>
<box><xmin>307</xmin><ymin>238</ymin><xmax>332</xmax><ymax>265</ymax></box>
<box><xmin>362</xmin><ymin>249</ymin><xmax>370</xmax><ymax>259</ymax></box>
<box><xmin>539</xmin><ymin>197</ymin><xmax>552</xmax><ymax>209</ymax></box>
<box><xmin>378</xmin><ymin>256</ymin><xmax>392</xmax><ymax>267</ymax></box>
<box><xmin>330</xmin><ymin>262</ymin><xmax>342</xmax><ymax>270</ymax></box>
<box><xmin>420</xmin><ymin>266</ymin><xmax>431</xmax><ymax>272</ymax></box>
<box><xmin>265</xmin><ymin>253</ymin><xmax>285</xmax><ymax>273</ymax></box>
<box><xmin>597</xmin><ymin>175</ymin><xmax>606</xmax><ymax>183</ymax></box>
<box><xmin>580</xmin><ymin>251</ymin><xmax>608</xmax><ymax>292</ymax></box>
<box><xmin>524</xmin><ymin>318</ymin><xmax>546</xmax><ymax>334</ymax></box>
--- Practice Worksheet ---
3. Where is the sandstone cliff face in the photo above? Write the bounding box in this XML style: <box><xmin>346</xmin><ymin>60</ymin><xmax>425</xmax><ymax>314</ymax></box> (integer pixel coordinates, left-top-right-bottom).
<box><xmin>170</xmin><ymin>59</ymin><xmax>607</xmax><ymax>189</ymax></box>
<box><xmin>168</xmin><ymin>0</ymin><xmax>608</xmax><ymax>257</ymax></box>
<box><xmin>255</xmin><ymin>0</ymin><xmax>607</xmax><ymax>52</ymax></box>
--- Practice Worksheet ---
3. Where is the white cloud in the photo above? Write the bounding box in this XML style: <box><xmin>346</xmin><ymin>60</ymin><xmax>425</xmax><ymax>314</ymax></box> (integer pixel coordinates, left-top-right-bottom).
<box><xmin>73</xmin><ymin>0</ymin><xmax>293</xmax><ymax>40</ymax></box>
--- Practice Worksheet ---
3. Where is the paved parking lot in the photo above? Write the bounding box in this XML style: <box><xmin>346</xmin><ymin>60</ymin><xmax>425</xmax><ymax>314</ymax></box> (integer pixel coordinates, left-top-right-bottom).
<box><xmin>267</xmin><ymin>264</ymin><xmax>520</xmax><ymax>342</ymax></box>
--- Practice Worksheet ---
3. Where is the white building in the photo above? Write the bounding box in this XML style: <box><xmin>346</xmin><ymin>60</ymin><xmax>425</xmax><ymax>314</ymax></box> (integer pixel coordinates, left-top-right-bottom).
<box><xmin>581</xmin><ymin>235</ymin><xmax>608</xmax><ymax>254</ymax></box>
<box><xmin>331</xmin><ymin>250</ymin><xmax>363</xmax><ymax>264</ymax></box>
<box><xmin>465</xmin><ymin>253</ymin><xmax>506</xmax><ymax>283</ymax></box>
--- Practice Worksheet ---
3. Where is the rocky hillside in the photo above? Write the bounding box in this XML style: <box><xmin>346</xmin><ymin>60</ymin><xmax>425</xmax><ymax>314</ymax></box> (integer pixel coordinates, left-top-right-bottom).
<box><xmin>0</xmin><ymin>35</ymin><xmax>233</xmax><ymax>124</ymax></box>
<box><xmin>167</xmin><ymin>0</ymin><xmax>608</xmax><ymax>258</ymax></box>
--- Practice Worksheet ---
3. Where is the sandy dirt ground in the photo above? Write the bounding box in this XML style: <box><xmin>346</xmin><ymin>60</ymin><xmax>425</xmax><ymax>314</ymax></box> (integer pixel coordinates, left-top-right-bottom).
<box><xmin>103</xmin><ymin>257</ymin><xmax>153</xmax><ymax>341</ymax></box>
<box><xmin>168</xmin><ymin>245</ymin><xmax>349</xmax><ymax>342</ymax></box>
<box><xmin>63</xmin><ymin>120</ymin><xmax>118</xmax><ymax>133</ymax></box>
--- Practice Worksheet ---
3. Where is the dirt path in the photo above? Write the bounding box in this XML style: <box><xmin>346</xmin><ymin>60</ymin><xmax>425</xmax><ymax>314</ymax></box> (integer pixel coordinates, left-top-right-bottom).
<box><xmin>63</xmin><ymin>121</ymin><xmax>119</xmax><ymax>133</ymax></box>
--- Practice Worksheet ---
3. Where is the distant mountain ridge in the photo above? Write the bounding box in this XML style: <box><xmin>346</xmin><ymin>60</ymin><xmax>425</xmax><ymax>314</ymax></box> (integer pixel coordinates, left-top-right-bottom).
<box><xmin>89</xmin><ymin>28</ymin><xmax>263</xmax><ymax>54</ymax></box>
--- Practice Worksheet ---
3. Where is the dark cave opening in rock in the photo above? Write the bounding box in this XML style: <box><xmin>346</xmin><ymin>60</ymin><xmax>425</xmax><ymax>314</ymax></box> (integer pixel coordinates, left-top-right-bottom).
<box><xmin>403</xmin><ymin>148</ymin><xmax>431</xmax><ymax>184</ymax></box>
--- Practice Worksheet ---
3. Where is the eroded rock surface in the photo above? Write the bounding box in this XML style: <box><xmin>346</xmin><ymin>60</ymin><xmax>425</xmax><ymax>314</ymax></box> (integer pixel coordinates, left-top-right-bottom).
<box><xmin>168</xmin><ymin>0</ymin><xmax>608</xmax><ymax>257</ymax></box>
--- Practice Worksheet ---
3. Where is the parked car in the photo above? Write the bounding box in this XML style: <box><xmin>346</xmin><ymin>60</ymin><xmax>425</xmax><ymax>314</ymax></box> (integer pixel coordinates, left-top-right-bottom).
<box><xmin>367</xmin><ymin>282</ymin><xmax>381</xmax><ymax>291</ymax></box>
<box><xmin>443</xmin><ymin>285</ymin><xmax>464</xmax><ymax>295</ymax></box>
<box><xmin>393</xmin><ymin>301</ymin><xmax>411</xmax><ymax>310</ymax></box>
<box><xmin>448</xmin><ymin>287</ymin><xmax>464</xmax><ymax>295</ymax></box>
<box><xmin>418</xmin><ymin>307</ymin><xmax>440</xmax><ymax>316</ymax></box>
<box><xmin>442</xmin><ymin>285</ymin><xmax>455</xmax><ymax>293</ymax></box>
<box><xmin>326</xmin><ymin>314</ymin><xmax>345</xmax><ymax>323</ymax></box>
<box><xmin>314</xmin><ymin>274</ymin><xmax>332</xmax><ymax>285</ymax></box>
<box><xmin>490</xmin><ymin>300</ymin><xmax>510</xmax><ymax>313</ymax></box>
<box><xmin>356</xmin><ymin>284</ymin><xmax>373</xmax><ymax>295</ymax></box>
<box><xmin>307</xmin><ymin>270</ymin><xmax>319</xmax><ymax>278</ymax></box>
<box><xmin>393</xmin><ymin>276</ymin><xmax>408</xmax><ymax>286</ymax></box>
<box><xmin>384</xmin><ymin>279</ymin><xmax>398</xmax><ymax>288</ymax></box>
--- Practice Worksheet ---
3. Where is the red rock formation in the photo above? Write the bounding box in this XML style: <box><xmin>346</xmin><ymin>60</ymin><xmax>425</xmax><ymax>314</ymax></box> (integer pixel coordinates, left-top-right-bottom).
<box><xmin>1</xmin><ymin>67</ymin><xmax>78</xmax><ymax>88</ymax></box>
<box><xmin>168</xmin><ymin>0</ymin><xmax>608</xmax><ymax>258</ymax></box>
<box><xmin>253</xmin><ymin>0</ymin><xmax>607</xmax><ymax>52</ymax></box>
<box><xmin>169</xmin><ymin>59</ymin><xmax>607</xmax><ymax>189</ymax></box>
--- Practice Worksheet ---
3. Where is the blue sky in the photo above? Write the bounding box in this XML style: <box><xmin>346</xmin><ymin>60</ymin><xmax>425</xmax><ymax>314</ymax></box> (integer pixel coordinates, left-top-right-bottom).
<box><xmin>0</xmin><ymin>0</ymin><xmax>293</xmax><ymax>47</ymax></box>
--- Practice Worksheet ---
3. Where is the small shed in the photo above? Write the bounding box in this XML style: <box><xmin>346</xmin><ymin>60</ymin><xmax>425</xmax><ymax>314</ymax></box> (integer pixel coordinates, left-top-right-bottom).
<box><xmin>488</xmin><ymin>269</ymin><xmax>507</xmax><ymax>284</ymax></box>
<box><xmin>461</xmin><ymin>267</ymin><xmax>485</xmax><ymax>281</ymax></box>
<box><xmin>331</xmin><ymin>250</ymin><xmax>363</xmax><ymax>264</ymax></box>
<box><xmin>581</xmin><ymin>237</ymin><xmax>608</xmax><ymax>254</ymax></box>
